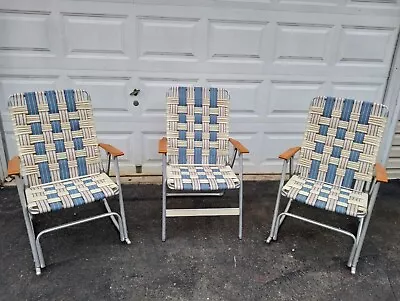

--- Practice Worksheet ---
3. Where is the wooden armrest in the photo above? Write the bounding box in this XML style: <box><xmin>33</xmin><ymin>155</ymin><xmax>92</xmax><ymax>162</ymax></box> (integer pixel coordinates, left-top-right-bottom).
<box><xmin>8</xmin><ymin>156</ymin><xmax>20</xmax><ymax>176</ymax></box>
<box><xmin>375</xmin><ymin>163</ymin><xmax>388</xmax><ymax>183</ymax></box>
<box><xmin>229</xmin><ymin>138</ymin><xmax>249</xmax><ymax>154</ymax></box>
<box><xmin>159</xmin><ymin>137</ymin><xmax>167</xmax><ymax>154</ymax></box>
<box><xmin>98</xmin><ymin>143</ymin><xmax>124</xmax><ymax>157</ymax></box>
<box><xmin>279</xmin><ymin>146</ymin><xmax>301</xmax><ymax>160</ymax></box>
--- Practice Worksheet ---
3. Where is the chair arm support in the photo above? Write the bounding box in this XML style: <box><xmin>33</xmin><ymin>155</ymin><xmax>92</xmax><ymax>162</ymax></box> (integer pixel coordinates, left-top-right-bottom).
<box><xmin>229</xmin><ymin>138</ymin><xmax>249</xmax><ymax>154</ymax></box>
<box><xmin>8</xmin><ymin>156</ymin><xmax>20</xmax><ymax>176</ymax></box>
<box><xmin>99</xmin><ymin>143</ymin><xmax>124</xmax><ymax>157</ymax></box>
<box><xmin>279</xmin><ymin>147</ymin><xmax>301</xmax><ymax>160</ymax></box>
<box><xmin>375</xmin><ymin>163</ymin><xmax>388</xmax><ymax>183</ymax></box>
<box><xmin>159</xmin><ymin>137</ymin><xmax>167</xmax><ymax>154</ymax></box>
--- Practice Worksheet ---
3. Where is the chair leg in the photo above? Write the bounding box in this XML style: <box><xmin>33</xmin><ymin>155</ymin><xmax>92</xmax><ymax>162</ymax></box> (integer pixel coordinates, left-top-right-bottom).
<box><xmin>162</xmin><ymin>155</ymin><xmax>167</xmax><ymax>242</ymax></box>
<box><xmin>347</xmin><ymin>217</ymin><xmax>364</xmax><ymax>268</ymax></box>
<box><xmin>16</xmin><ymin>177</ymin><xmax>42</xmax><ymax>275</ymax></box>
<box><xmin>266</xmin><ymin>160</ymin><xmax>288</xmax><ymax>243</ymax></box>
<box><xmin>351</xmin><ymin>183</ymin><xmax>380</xmax><ymax>274</ymax></box>
<box><xmin>238</xmin><ymin>153</ymin><xmax>243</xmax><ymax>240</ymax></box>
<box><xmin>273</xmin><ymin>199</ymin><xmax>292</xmax><ymax>240</ymax></box>
<box><xmin>113</xmin><ymin>156</ymin><xmax>131</xmax><ymax>244</ymax></box>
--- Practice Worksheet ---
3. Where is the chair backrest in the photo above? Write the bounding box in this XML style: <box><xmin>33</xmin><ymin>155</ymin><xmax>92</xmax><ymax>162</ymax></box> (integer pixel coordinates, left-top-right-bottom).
<box><xmin>8</xmin><ymin>89</ymin><xmax>102</xmax><ymax>187</ymax></box>
<box><xmin>296</xmin><ymin>96</ymin><xmax>388</xmax><ymax>191</ymax></box>
<box><xmin>166</xmin><ymin>86</ymin><xmax>230</xmax><ymax>165</ymax></box>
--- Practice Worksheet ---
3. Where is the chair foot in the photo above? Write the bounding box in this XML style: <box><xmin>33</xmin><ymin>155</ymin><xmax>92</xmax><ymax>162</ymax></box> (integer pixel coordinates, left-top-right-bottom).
<box><xmin>265</xmin><ymin>236</ymin><xmax>273</xmax><ymax>244</ymax></box>
<box><xmin>35</xmin><ymin>267</ymin><xmax>41</xmax><ymax>276</ymax></box>
<box><xmin>125</xmin><ymin>238</ymin><xmax>131</xmax><ymax>245</ymax></box>
<box><xmin>351</xmin><ymin>266</ymin><xmax>356</xmax><ymax>274</ymax></box>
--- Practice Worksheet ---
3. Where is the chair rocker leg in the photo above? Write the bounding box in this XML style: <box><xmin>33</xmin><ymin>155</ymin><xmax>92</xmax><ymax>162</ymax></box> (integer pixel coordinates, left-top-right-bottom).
<box><xmin>350</xmin><ymin>183</ymin><xmax>380</xmax><ymax>274</ymax></box>
<box><xmin>347</xmin><ymin>217</ymin><xmax>364</xmax><ymax>268</ymax></box>
<box><xmin>272</xmin><ymin>198</ymin><xmax>292</xmax><ymax>241</ymax></box>
<box><xmin>113</xmin><ymin>156</ymin><xmax>131</xmax><ymax>244</ymax></box>
<box><xmin>162</xmin><ymin>155</ymin><xmax>167</xmax><ymax>242</ymax></box>
<box><xmin>16</xmin><ymin>177</ymin><xmax>42</xmax><ymax>275</ymax></box>
<box><xmin>162</xmin><ymin>186</ymin><xmax>167</xmax><ymax>242</ymax></box>
<box><xmin>25</xmin><ymin>211</ymin><xmax>43</xmax><ymax>275</ymax></box>
<box><xmin>266</xmin><ymin>161</ymin><xmax>288</xmax><ymax>244</ymax></box>
<box><xmin>238</xmin><ymin>153</ymin><xmax>243</xmax><ymax>240</ymax></box>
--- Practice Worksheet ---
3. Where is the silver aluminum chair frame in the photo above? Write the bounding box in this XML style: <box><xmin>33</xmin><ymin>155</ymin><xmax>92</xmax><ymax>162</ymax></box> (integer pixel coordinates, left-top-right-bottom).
<box><xmin>266</xmin><ymin>96</ymin><xmax>389</xmax><ymax>274</ymax></box>
<box><xmin>7</xmin><ymin>90</ymin><xmax>130</xmax><ymax>275</ymax></box>
<box><xmin>158</xmin><ymin>87</ymin><xmax>249</xmax><ymax>241</ymax></box>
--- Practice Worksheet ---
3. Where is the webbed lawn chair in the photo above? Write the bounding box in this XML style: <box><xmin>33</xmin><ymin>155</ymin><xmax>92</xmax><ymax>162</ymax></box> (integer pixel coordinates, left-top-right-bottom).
<box><xmin>7</xmin><ymin>89</ymin><xmax>130</xmax><ymax>275</ymax></box>
<box><xmin>266</xmin><ymin>96</ymin><xmax>389</xmax><ymax>274</ymax></box>
<box><xmin>158</xmin><ymin>87</ymin><xmax>249</xmax><ymax>241</ymax></box>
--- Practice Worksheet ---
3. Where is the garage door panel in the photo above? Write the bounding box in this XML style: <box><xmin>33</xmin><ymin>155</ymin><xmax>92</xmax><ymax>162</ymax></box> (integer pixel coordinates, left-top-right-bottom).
<box><xmin>97</xmin><ymin>132</ymin><xmax>134</xmax><ymax>163</ymax></box>
<box><xmin>229</xmin><ymin>131</ymin><xmax>259</xmax><ymax>173</ymax></box>
<box><xmin>274</xmin><ymin>22</ymin><xmax>334</xmax><ymax>66</ymax></box>
<box><xmin>69</xmin><ymin>75</ymin><xmax>132</xmax><ymax>113</ymax></box>
<box><xmin>137</xmin><ymin>76</ymin><xmax>200</xmax><ymax>122</ymax></box>
<box><xmin>267</xmin><ymin>80</ymin><xmax>324</xmax><ymax>123</ymax></box>
<box><xmin>137</xmin><ymin>16</ymin><xmax>201</xmax><ymax>62</ymax></box>
<box><xmin>0</xmin><ymin>10</ymin><xmax>53</xmax><ymax>56</ymax></box>
<box><xmin>331</xmin><ymin>81</ymin><xmax>385</xmax><ymax>103</ymax></box>
<box><xmin>62</xmin><ymin>13</ymin><xmax>128</xmax><ymax>60</ymax></box>
<box><xmin>208</xmin><ymin>19</ymin><xmax>269</xmax><ymax>63</ymax></box>
<box><xmin>140</xmin><ymin>131</ymin><xmax>165</xmax><ymax>173</ymax></box>
<box><xmin>337</xmin><ymin>25</ymin><xmax>397</xmax><ymax>67</ymax></box>
<box><xmin>261</xmin><ymin>131</ymin><xmax>305</xmax><ymax>173</ymax></box>
<box><xmin>206</xmin><ymin>79</ymin><xmax>266</xmax><ymax>122</ymax></box>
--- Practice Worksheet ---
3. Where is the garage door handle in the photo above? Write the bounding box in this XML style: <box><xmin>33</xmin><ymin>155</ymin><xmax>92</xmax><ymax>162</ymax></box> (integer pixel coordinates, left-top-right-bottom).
<box><xmin>130</xmin><ymin>89</ymin><xmax>140</xmax><ymax>96</ymax></box>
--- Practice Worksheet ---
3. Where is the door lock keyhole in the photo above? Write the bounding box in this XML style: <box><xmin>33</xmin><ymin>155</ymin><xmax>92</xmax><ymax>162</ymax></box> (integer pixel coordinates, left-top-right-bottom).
<box><xmin>133</xmin><ymin>100</ymin><xmax>139</xmax><ymax>106</ymax></box>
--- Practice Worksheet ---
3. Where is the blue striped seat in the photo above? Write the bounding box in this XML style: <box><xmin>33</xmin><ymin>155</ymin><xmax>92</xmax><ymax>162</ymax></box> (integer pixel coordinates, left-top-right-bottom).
<box><xmin>25</xmin><ymin>173</ymin><xmax>118</xmax><ymax>214</ymax></box>
<box><xmin>282</xmin><ymin>175</ymin><xmax>367</xmax><ymax>217</ymax></box>
<box><xmin>167</xmin><ymin>165</ymin><xmax>240</xmax><ymax>191</ymax></box>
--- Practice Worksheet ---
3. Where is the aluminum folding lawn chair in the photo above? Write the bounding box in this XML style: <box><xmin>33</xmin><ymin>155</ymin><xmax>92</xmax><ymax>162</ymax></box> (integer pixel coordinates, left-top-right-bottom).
<box><xmin>266</xmin><ymin>96</ymin><xmax>389</xmax><ymax>274</ymax></box>
<box><xmin>158</xmin><ymin>87</ymin><xmax>249</xmax><ymax>241</ymax></box>
<box><xmin>7</xmin><ymin>89</ymin><xmax>130</xmax><ymax>275</ymax></box>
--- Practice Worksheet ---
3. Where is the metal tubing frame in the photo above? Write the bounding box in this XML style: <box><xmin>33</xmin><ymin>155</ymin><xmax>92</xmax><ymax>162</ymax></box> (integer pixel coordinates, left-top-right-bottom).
<box><xmin>274</xmin><ymin>212</ymin><xmax>357</xmax><ymax>242</ymax></box>
<box><xmin>16</xmin><ymin>153</ymin><xmax>130</xmax><ymax>275</ymax></box>
<box><xmin>35</xmin><ymin>212</ymin><xmax>124</xmax><ymax>269</ymax></box>
<box><xmin>266</xmin><ymin>160</ymin><xmax>288</xmax><ymax>243</ymax></box>
<box><xmin>112</xmin><ymin>156</ymin><xmax>130</xmax><ymax>244</ymax></box>
<box><xmin>16</xmin><ymin>176</ymin><xmax>42</xmax><ymax>275</ymax></box>
<box><xmin>350</xmin><ymin>182</ymin><xmax>381</xmax><ymax>274</ymax></box>
<box><xmin>161</xmin><ymin>149</ymin><xmax>244</xmax><ymax>241</ymax></box>
<box><xmin>162</xmin><ymin>154</ymin><xmax>167</xmax><ymax>241</ymax></box>
<box><xmin>267</xmin><ymin>158</ymin><xmax>383</xmax><ymax>274</ymax></box>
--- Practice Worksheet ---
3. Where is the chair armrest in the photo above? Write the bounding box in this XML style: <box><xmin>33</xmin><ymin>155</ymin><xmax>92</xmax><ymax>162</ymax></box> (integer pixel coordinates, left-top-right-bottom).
<box><xmin>159</xmin><ymin>137</ymin><xmax>167</xmax><ymax>154</ymax></box>
<box><xmin>375</xmin><ymin>163</ymin><xmax>388</xmax><ymax>183</ymax></box>
<box><xmin>279</xmin><ymin>147</ymin><xmax>301</xmax><ymax>160</ymax></box>
<box><xmin>98</xmin><ymin>143</ymin><xmax>124</xmax><ymax>157</ymax></box>
<box><xmin>229</xmin><ymin>138</ymin><xmax>249</xmax><ymax>154</ymax></box>
<box><xmin>8</xmin><ymin>156</ymin><xmax>20</xmax><ymax>176</ymax></box>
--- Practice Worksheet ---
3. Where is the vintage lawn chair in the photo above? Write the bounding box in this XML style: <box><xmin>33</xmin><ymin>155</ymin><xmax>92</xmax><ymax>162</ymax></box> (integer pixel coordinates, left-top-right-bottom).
<box><xmin>7</xmin><ymin>89</ymin><xmax>130</xmax><ymax>275</ymax></box>
<box><xmin>266</xmin><ymin>96</ymin><xmax>389</xmax><ymax>274</ymax></box>
<box><xmin>158</xmin><ymin>87</ymin><xmax>249</xmax><ymax>241</ymax></box>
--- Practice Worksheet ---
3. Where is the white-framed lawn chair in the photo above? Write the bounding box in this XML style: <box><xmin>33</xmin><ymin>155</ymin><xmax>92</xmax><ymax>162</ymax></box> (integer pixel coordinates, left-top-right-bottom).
<box><xmin>158</xmin><ymin>86</ymin><xmax>249</xmax><ymax>241</ymax></box>
<box><xmin>266</xmin><ymin>96</ymin><xmax>389</xmax><ymax>274</ymax></box>
<box><xmin>7</xmin><ymin>89</ymin><xmax>130</xmax><ymax>275</ymax></box>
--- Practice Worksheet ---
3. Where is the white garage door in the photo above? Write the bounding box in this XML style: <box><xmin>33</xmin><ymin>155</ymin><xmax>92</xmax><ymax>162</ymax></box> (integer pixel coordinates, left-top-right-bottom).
<box><xmin>0</xmin><ymin>0</ymin><xmax>399</xmax><ymax>175</ymax></box>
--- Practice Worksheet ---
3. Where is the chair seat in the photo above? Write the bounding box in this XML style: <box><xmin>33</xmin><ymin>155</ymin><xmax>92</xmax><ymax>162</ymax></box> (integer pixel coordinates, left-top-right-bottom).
<box><xmin>282</xmin><ymin>175</ymin><xmax>368</xmax><ymax>217</ymax></box>
<box><xmin>26</xmin><ymin>173</ymin><xmax>119</xmax><ymax>214</ymax></box>
<box><xmin>166</xmin><ymin>165</ymin><xmax>240</xmax><ymax>191</ymax></box>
